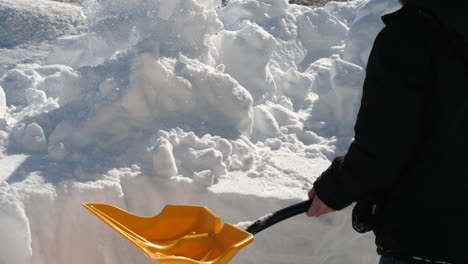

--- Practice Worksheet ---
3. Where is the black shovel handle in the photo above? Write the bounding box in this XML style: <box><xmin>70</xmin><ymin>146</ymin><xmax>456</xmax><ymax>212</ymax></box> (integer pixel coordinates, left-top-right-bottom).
<box><xmin>245</xmin><ymin>199</ymin><xmax>312</xmax><ymax>235</ymax></box>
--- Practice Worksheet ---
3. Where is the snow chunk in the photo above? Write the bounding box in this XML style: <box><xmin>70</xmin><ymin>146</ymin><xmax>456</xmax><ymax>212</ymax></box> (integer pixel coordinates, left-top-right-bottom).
<box><xmin>296</xmin><ymin>8</ymin><xmax>348</xmax><ymax>64</ymax></box>
<box><xmin>153</xmin><ymin>138</ymin><xmax>178</xmax><ymax>178</ymax></box>
<box><xmin>177</xmin><ymin>55</ymin><xmax>254</xmax><ymax>137</ymax></box>
<box><xmin>51</xmin><ymin>0</ymin><xmax>223</xmax><ymax>67</ymax></box>
<box><xmin>120</xmin><ymin>54</ymin><xmax>194</xmax><ymax>120</ymax></box>
<box><xmin>252</xmin><ymin>105</ymin><xmax>282</xmax><ymax>141</ymax></box>
<box><xmin>22</xmin><ymin>123</ymin><xmax>47</xmax><ymax>153</ymax></box>
<box><xmin>36</xmin><ymin>65</ymin><xmax>81</xmax><ymax>104</ymax></box>
<box><xmin>25</xmin><ymin>89</ymin><xmax>47</xmax><ymax>105</ymax></box>
<box><xmin>324</xmin><ymin>0</ymin><xmax>368</xmax><ymax>27</ymax></box>
<box><xmin>213</xmin><ymin>22</ymin><xmax>277</xmax><ymax>102</ymax></box>
<box><xmin>9</xmin><ymin>123</ymin><xmax>47</xmax><ymax>153</ymax></box>
<box><xmin>1</xmin><ymin>68</ymin><xmax>41</xmax><ymax>105</ymax></box>
<box><xmin>219</xmin><ymin>0</ymin><xmax>290</xmax><ymax>31</ymax></box>
<box><xmin>193</xmin><ymin>170</ymin><xmax>216</xmax><ymax>187</ymax></box>
<box><xmin>305</xmin><ymin>55</ymin><xmax>364</xmax><ymax>143</ymax></box>
<box><xmin>273</xmin><ymin>68</ymin><xmax>315</xmax><ymax>108</ymax></box>
<box><xmin>154</xmin><ymin>129</ymin><xmax>229</xmax><ymax>183</ymax></box>
<box><xmin>119</xmin><ymin>54</ymin><xmax>253</xmax><ymax>138</ymax></box>
<box><xmin>1</xmin><ymin>64</ymin><xmax>80</xmax><ymax>106</ymax></box>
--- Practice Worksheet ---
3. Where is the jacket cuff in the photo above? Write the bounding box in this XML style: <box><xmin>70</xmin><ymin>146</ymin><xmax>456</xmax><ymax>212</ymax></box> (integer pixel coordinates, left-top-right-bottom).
<box><xmin>313</xmin><ymin>157</ymin><xmax>353</xmax><ymax>210</ymax></box>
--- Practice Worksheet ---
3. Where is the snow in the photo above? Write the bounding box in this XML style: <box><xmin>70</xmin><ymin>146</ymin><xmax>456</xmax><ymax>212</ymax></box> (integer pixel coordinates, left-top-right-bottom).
<box><xmin>234</xmin><ymin>212</ymin><xmax>272</xmax><ymax>231</ymax></box>
<box><xmin>0</xmin><ymin>0</ymin><xmax>400</xmax><ymax>263</ymax></box>
<box><xmin>0</xmin><ymin>0</ymin><xmax>86</xmax><ymax>48</ymax></box>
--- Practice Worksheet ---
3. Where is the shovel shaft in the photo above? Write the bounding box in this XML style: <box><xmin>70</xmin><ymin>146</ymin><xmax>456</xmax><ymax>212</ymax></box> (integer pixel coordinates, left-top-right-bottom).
<box><xmin>245</xmin><ymin>200</ymin><xmax>312</xmax><ymax>235</ymax></box>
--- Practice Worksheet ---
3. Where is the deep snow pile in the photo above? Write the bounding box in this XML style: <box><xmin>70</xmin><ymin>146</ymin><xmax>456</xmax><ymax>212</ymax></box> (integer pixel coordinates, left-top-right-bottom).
<box><xmin>0</xmin><ymin>0</ymin><xmax>400</xmax><ymax>263</ymax></box>
<box><xmin>0</xmin><ymin>0</ymin><xmax>86</xmax><ymax>48</ymax></box>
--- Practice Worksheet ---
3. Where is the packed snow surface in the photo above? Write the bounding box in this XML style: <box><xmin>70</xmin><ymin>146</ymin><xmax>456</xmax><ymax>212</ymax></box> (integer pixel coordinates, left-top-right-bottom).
<box><xmin>0</xmin><ymin>0</ymin><xmax>400</xmax><ymax>263</ymax></box>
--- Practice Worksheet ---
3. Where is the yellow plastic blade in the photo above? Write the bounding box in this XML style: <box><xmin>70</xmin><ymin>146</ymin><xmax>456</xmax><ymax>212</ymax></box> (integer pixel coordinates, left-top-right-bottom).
<box><xmin>82</xmin><ymin>203</ymin><xmax>255</xmax><ymax>264</ymax></box>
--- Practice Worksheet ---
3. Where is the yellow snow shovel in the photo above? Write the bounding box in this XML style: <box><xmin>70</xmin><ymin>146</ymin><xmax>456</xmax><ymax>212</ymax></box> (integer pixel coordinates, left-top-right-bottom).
<box><xmin>82</xmin><ymin>200</ymin><xmax>312</xmax><ymax>264</ymax></box>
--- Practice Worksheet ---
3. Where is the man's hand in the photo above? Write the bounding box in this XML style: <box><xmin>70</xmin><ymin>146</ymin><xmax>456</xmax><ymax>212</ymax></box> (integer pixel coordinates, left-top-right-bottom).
<box><xmin>306</xmin><ymin>188</ymin><xmax>335</xmax><ymax>217</ymax></box>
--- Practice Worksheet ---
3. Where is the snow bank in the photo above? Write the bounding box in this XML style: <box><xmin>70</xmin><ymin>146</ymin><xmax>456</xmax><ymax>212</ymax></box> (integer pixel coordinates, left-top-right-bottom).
<box><xmin>0</xmin><ymin>0</ymin><xmax>402</xmax><ymax>263</ymax></box>
<box><xmin>0</xmin><ymin>0</ymin><xmax>86</xmax><ymax>48</ymax></box>
<box><xmin>0</xmin><ymin>85</ymin><xmax>6</xmax><ymax>118</ymax></box>
<box><xmin>0</xmin><ymin>182</ymin><xmax>32</xmax><ymax>264</ymax></box>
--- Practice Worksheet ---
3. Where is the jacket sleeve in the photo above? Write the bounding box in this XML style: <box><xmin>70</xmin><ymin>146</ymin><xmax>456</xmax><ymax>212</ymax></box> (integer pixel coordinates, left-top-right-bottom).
<box><xmin>313</xmin><ymin>20</ymin><xmax>433</xmax><ymax>210</ymax></box>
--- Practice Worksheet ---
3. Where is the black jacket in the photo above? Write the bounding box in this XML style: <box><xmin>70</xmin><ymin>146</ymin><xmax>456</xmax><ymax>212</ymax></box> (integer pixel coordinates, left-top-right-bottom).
<box><xmin>313</xmin><ymin>3</ymin><xmax>468</xmax><ymax>263</ymax></box>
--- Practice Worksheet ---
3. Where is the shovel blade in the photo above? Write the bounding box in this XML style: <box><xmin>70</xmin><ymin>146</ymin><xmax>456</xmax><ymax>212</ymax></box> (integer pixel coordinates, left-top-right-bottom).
<box><xmin>82</xmin><ymin>203</ymin><xmax>254</xmax><ymax>264</ymax></box>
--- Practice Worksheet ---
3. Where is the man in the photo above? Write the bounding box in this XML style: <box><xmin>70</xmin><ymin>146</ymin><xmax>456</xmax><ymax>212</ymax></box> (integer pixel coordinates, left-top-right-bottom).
<box><xmin>307</xmin><ymin>1</ymin><xmax>467</xmax><ymax>263</ymax></box>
